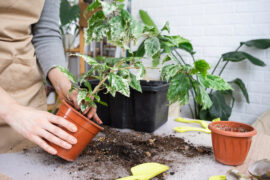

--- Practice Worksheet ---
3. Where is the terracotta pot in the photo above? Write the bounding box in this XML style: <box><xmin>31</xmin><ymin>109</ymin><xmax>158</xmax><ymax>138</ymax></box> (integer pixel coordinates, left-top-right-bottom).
<box><xmin>49</xmin><ymin>101</ymin><xmax>103</xmax><ymax>161</ymax></box>
<box><xmin>208</xmin><ymin>121</ymin><xmax>257</xmax><ymax>166</ymax></box>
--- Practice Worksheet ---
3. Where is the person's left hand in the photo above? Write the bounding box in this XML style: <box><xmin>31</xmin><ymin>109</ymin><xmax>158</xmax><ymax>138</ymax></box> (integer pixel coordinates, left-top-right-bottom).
<box><xmin>48</xmin><ymin>67</ymin><xmax>102</xmax><ymax>124</ymax></box>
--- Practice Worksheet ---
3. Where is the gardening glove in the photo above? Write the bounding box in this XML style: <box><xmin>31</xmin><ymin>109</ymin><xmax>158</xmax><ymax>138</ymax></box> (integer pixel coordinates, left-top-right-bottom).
<box><xmin>48</xmin><ymin>68</ymin><xmax>102</xmax><ymax>124</ymax></box>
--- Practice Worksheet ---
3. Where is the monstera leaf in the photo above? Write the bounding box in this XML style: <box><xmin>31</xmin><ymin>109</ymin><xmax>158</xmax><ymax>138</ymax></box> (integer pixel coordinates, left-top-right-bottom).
<box><xmin>60</xmin><ymin>0</ymin><xmax>80</xmax><ymax>27</ymax></box>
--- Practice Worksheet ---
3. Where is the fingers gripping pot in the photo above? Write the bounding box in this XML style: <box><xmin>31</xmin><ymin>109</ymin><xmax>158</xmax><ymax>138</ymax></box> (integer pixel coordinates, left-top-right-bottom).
<box><xmin>49</xmin><ymin>101</ymin><xmax>103</xmax><ymax>161</ymax></box>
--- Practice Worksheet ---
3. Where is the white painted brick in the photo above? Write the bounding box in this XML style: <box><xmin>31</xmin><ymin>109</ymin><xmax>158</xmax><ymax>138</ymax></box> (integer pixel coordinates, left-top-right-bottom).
<box><xmin>262</xmin><ymin>95</ymin><xmax>270</xmax><ymax>106</ymax></box>
<box><xmin>245</xmin><ymin>104</ymin><xmax>269</xmax><ymax>116</ymax></box>
<box><xmin>265</xmin><ymin>72</ymin><xmax>270</xmax><ymax>82</ymax></box>
<box><xmin>232</xmin><ymin>102</ymin><xmax>246</xmax><ymax>113</ymax></box>
<box><xmin>248</xmin><ymin>93</ymin><xmax>262</xmax><ymax>104</ymax></box>
<box><xmin>204</xmin><ymin>26</ymin><xmax>234</xmax><ymax>36</ymax></box>
<box><xmin>248</xmin><ymin>82</ymin><xmax>270</xmax><ymax>94</ymax></box>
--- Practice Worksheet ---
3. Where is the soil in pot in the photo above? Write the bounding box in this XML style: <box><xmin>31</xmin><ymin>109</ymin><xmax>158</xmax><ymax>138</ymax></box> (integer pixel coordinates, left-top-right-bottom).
<box><xmin>209</xmin><ymin>121</ymin><xmax>257</xmax><ymax>166</ymax></box>
<box><xmin>214</xmin><ymin>124</ymin><xmax>249</xmax><ymax>132</ymax></box>
<box><xmin>37</xmin><ymin>126</ymin><xmax>212</xmax><ymax>180</ymax></box>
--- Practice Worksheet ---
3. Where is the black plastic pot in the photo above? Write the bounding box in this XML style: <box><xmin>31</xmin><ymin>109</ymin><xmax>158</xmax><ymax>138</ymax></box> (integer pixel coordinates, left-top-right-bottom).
<box><xmin>89</xmin><ymin>80</ymin><xmax>169</xmax><ymax>133</ymax></box>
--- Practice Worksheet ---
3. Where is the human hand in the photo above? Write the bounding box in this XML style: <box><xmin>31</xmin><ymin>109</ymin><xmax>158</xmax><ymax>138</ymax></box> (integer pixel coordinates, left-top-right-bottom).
<box><xmin>48</xmin><ymin>68</ymin><xmax>102</xmax><ymax>124</ymax></box>
<box><xmin>5</xmin><ymin>104</ymin><xmax>78</xmax><ymax>155</ymax></box>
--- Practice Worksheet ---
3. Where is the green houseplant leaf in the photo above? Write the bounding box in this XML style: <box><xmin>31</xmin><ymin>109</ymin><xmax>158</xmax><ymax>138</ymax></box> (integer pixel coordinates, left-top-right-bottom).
<box><xmin>194</xmin><ymin>59</ymin><xmax>210</xmax><ymax>76</ymax></box>
<box><xmin>198</xmin><ymin>74</ymin><xmax>232</xmax><ymax>91</ymax></box>
<box><xmin>192</xmin><ymin>81</ymin><xmax>212</xmax><ymax>110</ymax></box>
<box><xmin>241</xmin><ymin>39</ymin><xmax>270</xmax><ymax>49</ymax></box>
<box><xmin>207</xmin><ymin>91</ymin><xmax>232</xmax><ymax>120</ymax></box>
<box><xmin>144</xmin><ymin>37</ymin><xmax>160</xmax><ymax>57</ymax></box>
<box><xmin>229</xmin><ymin>78</ymin><xmax>250</xmax><ymax>103</ymax></box>
<box><xmin>222</xmin><ymin>51</ymin><xmax>266</xmax><ymax>66</ymax></box>
<box><xmin>60</xmin><ymin>0</ymin><xmax>80</xmax><ymax>27</ymax></box>
<box><xmin>56</xmin><ymin>65</ymin><xmax>76</xmax><ymax>83</ymax></box>
<box><xmin>161</xmin><ymin>21</ymin><xmax>170</xmax><ymax>33</ymax></box>
<box><xmin>139</xmin><ymin>10</ymin><xmax>159</xmax><ymax>33</ymax></box>
<box><xmin>167</xmin><ymin>73</ymin><xmax>190</xmax><ymax>105</ymax></box>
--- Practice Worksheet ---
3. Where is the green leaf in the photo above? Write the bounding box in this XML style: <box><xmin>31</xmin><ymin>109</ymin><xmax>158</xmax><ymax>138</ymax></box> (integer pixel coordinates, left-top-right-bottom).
<box><xmin>86</xmin><ymin>10</ymin><xmax>106</xmax><ymax>42</ymax></box>
<box><xmin>229</xmin><ymin>78</ymin><xmax>250</xmax><ymax>103</ymax></box>
<box><xmin>161</xmin><ymin>21</ymin><xmax>170</xmax><ymax>33</ymax></box>
<box><xmin>55</xmin><ymin>65</ymin><xmax>76</xmax><ymax>83</ymax></box>
<box><xmin>77</xmin><ymin>90</ymin><xmax>88</xmax><ymax>105</ymax></box>
<box><xmin>108</xmin><ymin>16</ymin><xmax>125</xmax><ymax>41</ymax></box>
<box><xmin>144</xmin><ymin>37</ymin><xmax>160</xmax><ymax>57</ymax></box>
<box><xmin>161</xmin><ymin>64</ymin><xmax>179</xmax><ymax>82</ymax></box>
<box><xmin>194</xmin><ymin>59</ymin><xmax>210</xmax><ymax>76</ymax></box>
<box><xmin>129</xmin><ymin>73</ymin><xmax>142</xmax><ymax>92</ymax></box>
<box><xmin>152</xmin><ymin>50</ymin><xmax>161</xmax><ymax>67</ymax></box>
<box><xmin>159</xmin><ymin>35</ymin><xmax>194</xmax><ymax>54</ymax></box>
<box><xmin>241</xmin><ymin>39</ymin><xmax>270</xmax><ymax>49</ymax></box>
<box><xmin>100</xmin><ymin>1</ymin><xmax>117</xmax><ymax>16</ymax></box>
<box><xmin>167</xmin><ymin>73</ymin><xmax>190</xmax><ymax>105</ymax></box>
<box><xmin>74</xmin><ymin>54</ymin><xmax>98</xmax><ymax>65</ymax></box>
<box><xmin>60</xmin><ymin>0</ymin><xmax>80</xmax><ymax>27</ymax></box>
<box><xmin>222</xmin><ymin>51</ymin><xmax>266</xmax><ymax>66</ymax></box>
<box><xmin>139</xmin><ymin>10</ymin><xmax>159</xmax><ymax>33</ymax></box>
<box><xmin>198</xmin><ymin>74</ymin><xmax>232</xmax><ymax>91</ymax></box>
<box><xmin>80</xmin><ymin>103</ymin><xmax>89</xmax><ymax>112</ymax></box>
<box><xmin>134</xmin><ymin>40</ymin><xmax>145</xmax><ymax>57</ymax></box>
<box><xmin>192</xmin><ymin>81</ymin><xmax>212</xmax><ymax>110</ymax></box>
<box><xmin>97</xmin><ymin>100</ymin><xmax>108</xmax><ymax>106</ymax></box>
<box><xmin>108</xmin><ymin>73</ymin><xmax>130</xmax><ymax>97</ymax></box>
<box><xmin>162</xmin><ymin>54</ymin><xmax>171</xmax><ymax>64</ymax></box>
<box><xmin>129</xmin><ymin>18</ymin><xmax>144</xmax><ymax>41</ymax></box>
<box><xmin>135</xmin><ymin>62</ymin><xmax>146</xmax><ymax>80</ymax></box>
<box><xmin>208</xmin><ymin>91</ymin><xmax>232</xmax><ymax>120</ymax></box>
<box><xmin>83</xmin><ymin>80</ymin><xmax>92</xmax><ymax>92</ymax></box>
<box><xmin>87</xmin><ymin>0</ymin><xmax>102</xmax><ymax>13</ymax></box>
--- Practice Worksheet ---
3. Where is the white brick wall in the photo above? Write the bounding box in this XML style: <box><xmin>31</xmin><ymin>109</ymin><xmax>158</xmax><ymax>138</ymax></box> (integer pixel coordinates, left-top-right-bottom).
<box><xmin>131</xmin><ymin>0</ymin><xmax>270</xmax><ymax>124</ymax></box>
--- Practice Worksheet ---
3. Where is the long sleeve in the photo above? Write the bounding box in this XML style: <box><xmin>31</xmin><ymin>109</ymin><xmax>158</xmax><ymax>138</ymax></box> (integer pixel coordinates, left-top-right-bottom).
<box><xmin>32</xmin><ymin>0</ymin><xmax>66</xmax><ymax>84</ymax></box>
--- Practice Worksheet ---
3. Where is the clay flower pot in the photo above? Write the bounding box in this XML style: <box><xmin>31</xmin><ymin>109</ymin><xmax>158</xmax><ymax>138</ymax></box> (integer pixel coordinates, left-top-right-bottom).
<box><xmin>49</xmin><ymin>101</ymin><xmax>103</xmax><ymax>161</ymax></box>
<box><xmin>208</xmin><ymin>121</ymin><xmax>257</xmax><ymax>166</ymax></box>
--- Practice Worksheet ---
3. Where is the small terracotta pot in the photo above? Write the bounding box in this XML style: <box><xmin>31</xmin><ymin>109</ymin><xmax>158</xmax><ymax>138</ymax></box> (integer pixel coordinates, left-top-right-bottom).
<box><xmin>208</xmin><ymin>121</ymin><xmax>257</xmax><ymax>166</ymax></box>
<box><xmin>49</xmin><ymin>101</ymin><xmax>103</xmax><ymax>161</ymax></box>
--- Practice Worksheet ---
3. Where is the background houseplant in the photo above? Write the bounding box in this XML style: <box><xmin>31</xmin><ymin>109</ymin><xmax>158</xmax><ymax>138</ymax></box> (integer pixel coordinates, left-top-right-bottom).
<box><xmin>139</xmin><ymin>10</ymin><xmax>270</xmax><ymax>121</ymax></box>
<box><xmin>138</xmin><ymin>10</ymin><xmax>233</xmax><ymax>119</ymax></box>
<box><xmin>199</xmin><ymin>39</ymin><xmax>270</xmax><ymax>121</ymax></box>
<box><xmin>60</xmin><ymin>0</ymin><xmax>80</xmax><ymax>49</ymax></box>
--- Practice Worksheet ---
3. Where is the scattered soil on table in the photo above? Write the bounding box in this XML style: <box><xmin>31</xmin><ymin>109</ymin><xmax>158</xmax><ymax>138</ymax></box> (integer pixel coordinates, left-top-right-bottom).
<box><xmin>40</xmin><ymin>126</ymin><xmax>212</xmax><ymax>180</ymax></box>
<box><xmin>214</xmin><ymin>124</ymin><xmax>249</xmax><ymax>132</ymax></box>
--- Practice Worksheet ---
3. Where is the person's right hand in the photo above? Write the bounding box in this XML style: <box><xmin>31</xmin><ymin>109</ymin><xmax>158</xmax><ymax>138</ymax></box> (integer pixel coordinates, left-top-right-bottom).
<box><xmin>5</xmin><ymin>104</ymin><xmax>78</xmax><ymax>155</ymax></box>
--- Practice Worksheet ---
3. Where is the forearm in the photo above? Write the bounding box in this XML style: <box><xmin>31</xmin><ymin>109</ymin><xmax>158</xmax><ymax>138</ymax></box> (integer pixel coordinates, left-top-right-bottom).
<box><xmin>48</xmin><ymin>67</ymin><xmax>72</xmax><ymax>100</ymax></box>
<box><xmin>0</xmin><ymin>87</ymin><xmax>20</xmax><ymax>123</ymax></box>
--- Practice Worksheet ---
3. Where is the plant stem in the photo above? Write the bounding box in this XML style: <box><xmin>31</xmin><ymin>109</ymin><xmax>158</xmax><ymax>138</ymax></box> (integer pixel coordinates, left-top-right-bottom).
<box><xmin>188</xmin><ymin>104</ymin><xmax>195</xmax><ymax>119</ymax></box>
<box><xmin>173</xmin><ymin>50</ymin><xmax>186</xmax><ymax>65</ymax></box>
<box><xmin>91</xmin><ymin>74</ymin><xmax>109</xmax><ymax>96</ymax></box>
<box><xmin>190</xmin><ymin>88</ymin><xmax>198</xmax><ymax>118</ymax></box>
<box><xmin>218</xmin><ymin>44</ymin><xmax>242</xmax><ymax>76</ymax></box>
<box><xmin>171</xmin><ymin>52</ymin><xmax>182</xmax><ymax>65</ymax></box>
<box><xmin>211</xmin><ymin>56</ymin><xmax>222</xmax><ymax>75</ymax></box>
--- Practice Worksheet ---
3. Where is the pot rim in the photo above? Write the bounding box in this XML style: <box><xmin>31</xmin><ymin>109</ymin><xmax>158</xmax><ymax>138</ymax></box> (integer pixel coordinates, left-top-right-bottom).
<box><xmin>208</xmin><ymin>121</ymin><xmax>257</xmax><ymax>137</ymax></box>
<box><xmin>62</xmin><ymin>100</ymin><xmax>104</xmax><ymax>131</ymax></box>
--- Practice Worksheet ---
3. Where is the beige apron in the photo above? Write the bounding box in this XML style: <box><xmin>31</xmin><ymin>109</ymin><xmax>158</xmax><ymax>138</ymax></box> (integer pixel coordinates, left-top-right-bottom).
<box><xmin>0</xmin><ymin>0</ymin><xmax>47</xmax><ymax>153</ymax></box>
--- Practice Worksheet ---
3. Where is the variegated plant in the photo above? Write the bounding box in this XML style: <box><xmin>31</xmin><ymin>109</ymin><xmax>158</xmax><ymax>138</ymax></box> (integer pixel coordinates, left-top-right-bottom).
<box><xmin>57</xmin><ymin>0</ymin><xmax>150</xmax><ymax>112</ymax></box>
